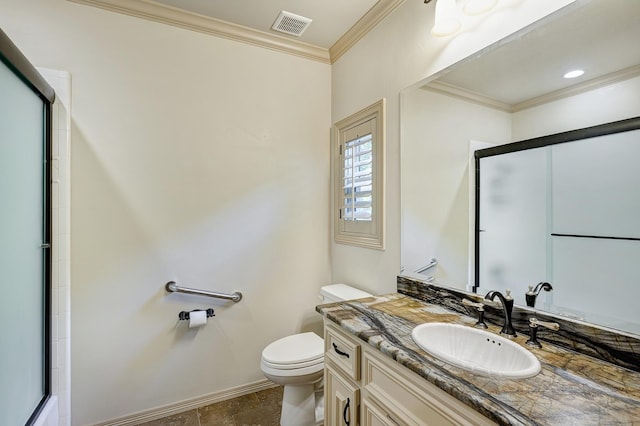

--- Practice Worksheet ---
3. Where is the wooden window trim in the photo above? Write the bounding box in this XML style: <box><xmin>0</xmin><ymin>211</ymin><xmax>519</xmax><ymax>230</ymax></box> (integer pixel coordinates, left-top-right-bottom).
<box><xmin>333</xmin><ymin>99</ymin><xmax>385</xmax><ymax>250</ymax></box>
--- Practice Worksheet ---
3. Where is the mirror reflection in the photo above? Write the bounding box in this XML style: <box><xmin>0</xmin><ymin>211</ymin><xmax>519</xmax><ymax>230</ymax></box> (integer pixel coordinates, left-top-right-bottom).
<box><xmin>475</xmin><ymin>118</ymin><xmax>640</xmax><ymax>334</ymax></box>
<box><xmin>400</xmin><ymin>0</ymin><xmax>640</xmax><ymax>335</ymax></box>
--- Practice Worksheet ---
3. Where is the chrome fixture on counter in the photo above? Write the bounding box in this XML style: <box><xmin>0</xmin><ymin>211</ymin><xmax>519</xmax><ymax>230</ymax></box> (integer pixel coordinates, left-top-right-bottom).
<box><xmin>525</xmin><ymin>282</ymin><xmax>553</xmax><ymax>307</ymax></box>
<box><xmin>485</xmin><ymin>289</ymin><xmax>516</xmax><ymax>337</ymax></box>
<box><xmin>526</xmin><ymin>317</ymin><xmax>560</xmax><ymax>348</ymax></box>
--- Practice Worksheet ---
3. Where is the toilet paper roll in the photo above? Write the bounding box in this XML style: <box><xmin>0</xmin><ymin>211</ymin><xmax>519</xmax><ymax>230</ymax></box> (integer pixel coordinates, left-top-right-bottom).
<box><xmin>188</xmin><ymin>310</ymin><xmax>207</xmax><ymax>329</ymax></box>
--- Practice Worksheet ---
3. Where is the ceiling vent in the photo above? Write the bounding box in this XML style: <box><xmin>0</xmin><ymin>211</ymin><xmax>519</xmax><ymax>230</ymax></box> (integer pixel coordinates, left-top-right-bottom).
<box><xmin>271</xmin><ymin>11</ymin><xmax>312</xmax><ymax>37</ymax></box>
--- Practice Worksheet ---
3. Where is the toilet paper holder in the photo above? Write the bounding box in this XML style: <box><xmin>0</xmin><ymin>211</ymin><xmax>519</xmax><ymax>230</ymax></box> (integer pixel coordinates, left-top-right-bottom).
<box><xmin>178</xmin><ymin>308</ymin><xmax>215</xmax><ymax>321</ymax></box>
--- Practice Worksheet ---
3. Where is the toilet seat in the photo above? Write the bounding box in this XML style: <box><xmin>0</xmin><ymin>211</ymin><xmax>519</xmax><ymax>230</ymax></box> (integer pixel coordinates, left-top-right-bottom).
<box><xmin>261</xmin><ymin>359</ymin><xmax>324</xmax><ymax>378</ymax></box>
<box><xmin>262</xmin><ymin>356</ymin><xmax>323</xmax><ymax>370</ymax></box>
<box><xmin>260</xmin><ymin>285</ymin><xmax>371</xmax><ymax>426</ymax></box>
<box><xmin>261</xmin><ymin>332</ymin><xmax>324</xmax><ymax>367</ymax></box>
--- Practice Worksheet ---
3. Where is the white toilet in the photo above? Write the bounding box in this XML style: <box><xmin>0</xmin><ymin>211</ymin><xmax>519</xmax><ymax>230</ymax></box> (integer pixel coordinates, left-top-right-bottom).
<box><xmin>260</xmin><ymin>284</ymin><xmax>372</xmax><ymax>426</ymax></box>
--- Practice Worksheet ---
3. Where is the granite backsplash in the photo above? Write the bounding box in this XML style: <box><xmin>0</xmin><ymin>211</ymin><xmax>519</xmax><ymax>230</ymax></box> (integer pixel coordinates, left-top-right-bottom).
<box><xmin>397</xmin><ymin>276</ymin><xmax>640</xmax><ymax>373</ymax></box>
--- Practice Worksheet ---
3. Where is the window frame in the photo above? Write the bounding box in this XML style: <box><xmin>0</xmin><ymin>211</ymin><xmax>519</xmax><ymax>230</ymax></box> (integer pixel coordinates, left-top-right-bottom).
<box><xmin>333</xmin><ymin>99</ymin><xmax>385</xmax><ymax>250</ymax></box>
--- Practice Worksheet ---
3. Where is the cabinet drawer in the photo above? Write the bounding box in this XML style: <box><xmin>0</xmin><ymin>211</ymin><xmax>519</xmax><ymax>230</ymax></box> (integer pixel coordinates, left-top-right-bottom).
<box><xmin>325</xmin><ymin>322</ymin><xmax>361</xmax><ymax>381</ymax></box>
<box><xmin>363</xmin><ymin>348</ymin><xmax>495</xmax><ymax>426</ymax></box>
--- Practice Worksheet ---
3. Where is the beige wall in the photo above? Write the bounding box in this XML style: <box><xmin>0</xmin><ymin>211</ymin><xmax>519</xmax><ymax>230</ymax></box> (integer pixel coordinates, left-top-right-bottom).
<box><xmin>401</xmin><ymin>89</ymin><xmax>512</xmax><ymax>288</ymax></box>
<box><xmin>512</xmin><ymin>75</ymin><xmax>640</xmax><ymax>140</ymax></box>
<box><xmin>0</xmin><ymin>0</ymin><xmax>331</xmax><ymax>424</ymax></box>
<box><xmin>330</xmin><ymin>0</ymin><xmax>576</xmax><ymax>296</ymax></box>
<box><xmin>3</xmin><ymin>0</ymin><xmax>605</xmax><ymax>424</ymax></box>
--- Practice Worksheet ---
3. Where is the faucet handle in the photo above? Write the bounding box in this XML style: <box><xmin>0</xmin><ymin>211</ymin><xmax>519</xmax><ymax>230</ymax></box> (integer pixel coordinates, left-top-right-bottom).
<box><xmin>462</xmin><ymin>299</ymin><xmax>488</xmax><ymax>329</ymax></box>
<box><xmin>481</xmin><ymin>298</ymin><xmax>500</xmax><ymax>308</ymax></box>
<box><xmin>462</xmin><ymin>298</ymin><xmax>484</xmax><ymax>310</ymax></box>
<box><xmin>529</xmin><ymin>317</ymin><xmax>560</xmax><ymax>331</ymax></box>
<box><xmin>526</xmin><ymin>317</ymin><xmax>559</xmax><ymax>348</ymax></box>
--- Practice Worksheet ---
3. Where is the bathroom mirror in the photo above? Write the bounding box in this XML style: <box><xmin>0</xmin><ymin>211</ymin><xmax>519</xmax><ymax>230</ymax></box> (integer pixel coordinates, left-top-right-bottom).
<box><xmin>400</xmin><ymin>0</ymin><xmax>640</xmax><ymax>335</ymax></box>
<box><xmin>475</xmin><ymin>117</ymin><xmax>640</xmax><ymax>334</ymax></box>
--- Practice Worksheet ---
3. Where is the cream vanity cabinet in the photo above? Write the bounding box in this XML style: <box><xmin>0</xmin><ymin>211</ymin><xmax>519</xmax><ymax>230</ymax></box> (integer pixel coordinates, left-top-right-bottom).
<box><xmin>324</xmin><ymin>321</ymin><xmax>495</xmax><ymax>426</ymax></box>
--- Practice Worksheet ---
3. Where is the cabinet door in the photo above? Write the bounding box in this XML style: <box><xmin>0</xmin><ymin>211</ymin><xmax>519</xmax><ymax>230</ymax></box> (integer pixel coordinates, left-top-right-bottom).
<box><xmin>363</xmin><ymin>348</ymin><xmax>495</xmax><ymax>426</ymax></box>
<box><xmin>326</xmin><ymin>364</ymin><xmax>360</xmax><ymax>426</ymax></box>
<box><xmin>362</xmin><ymin>397</ymin><xmax>404</xmax><ymax>426</ymax></box>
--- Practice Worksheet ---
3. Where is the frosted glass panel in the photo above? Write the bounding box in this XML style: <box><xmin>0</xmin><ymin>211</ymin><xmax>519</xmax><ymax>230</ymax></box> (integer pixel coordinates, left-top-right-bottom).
<box><xmin>552</xmin><ymin>237</ymin><xmax>640</xmax><ymax>334</ymax></box>
<box><xmin>552</xmin><ymin>130</ymin><xmax>640</xmax><ymax>238</ymax></box>
<box><xmin>476</xmin><ymin>117</ymin><xmax>640</xmax><ymax>335</ymax></box>
<box><xmin>0</xmin><ymin>59</ymin><xmax>46</xmax><ymax>424</ymax></box>
<box><xmin>478</xmin><ymin>148</ymin><xmax>548</xmax><ymax>305</ymax></box>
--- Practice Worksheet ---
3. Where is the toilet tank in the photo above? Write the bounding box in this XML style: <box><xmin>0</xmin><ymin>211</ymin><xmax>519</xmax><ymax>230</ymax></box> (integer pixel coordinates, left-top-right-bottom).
<box><xmin>319</xmin><ymin>284</ymin><xmax>372</xmax><ymax>303</ymax></box>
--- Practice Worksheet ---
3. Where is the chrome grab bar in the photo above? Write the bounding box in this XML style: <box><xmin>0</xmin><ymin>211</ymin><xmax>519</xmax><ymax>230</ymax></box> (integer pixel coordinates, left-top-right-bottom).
<box><xmin>165</xmin><ymin>281</ymin><xmax>243</xmax><ymax>303</ymax></box>
<box><xmin>415</xmin><ymin>258</ymin><xmax>437</xmax><ymax>274</ymax></box>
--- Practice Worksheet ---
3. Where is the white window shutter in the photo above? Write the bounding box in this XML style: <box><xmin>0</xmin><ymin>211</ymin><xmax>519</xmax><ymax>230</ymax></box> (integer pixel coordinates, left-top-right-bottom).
<box><xmin>342</xmin><ymin>129</ymin><xmax>373</xmax><ymax>222</ymax></box>
<box><xmin>333</xmin><ymin>99</ymin><xmax>385</xmax><ymax>250</ymax></box>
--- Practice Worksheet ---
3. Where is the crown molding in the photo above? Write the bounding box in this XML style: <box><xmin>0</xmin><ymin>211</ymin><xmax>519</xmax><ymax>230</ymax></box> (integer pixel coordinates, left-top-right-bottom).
<box><xmin>513</xmin><ymin>64</ymin><xmax>640</xmax><ymax>112</ymax></box>
<box><xmin>424</xmin><ymin>64</ymin><xmax>640</xmax><ymax>113</ymax></box>
<box><xmin>330</xmin><ymin>0</ymin><xmax>406</xmax><ymax>64</ymax></box>
<box><xmin>424</xmin><ymin>81</ymin><xmax>513</xmax><ymax>112</ymax></box>
<box><xmin>68</xmin><ymin>0</ymin><xmax>405</xmax><ymax>64</ymax></box>
<box><xmin>67</xmin><ymin>0</ymin><xmax>331</xmax><ymax>63</ymax></box>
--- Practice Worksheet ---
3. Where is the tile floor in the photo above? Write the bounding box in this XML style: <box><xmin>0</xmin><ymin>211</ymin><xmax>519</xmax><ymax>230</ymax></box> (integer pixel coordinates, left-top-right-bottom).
<box><xmin>139</xmin><ymin>386</ymin><xmax>283</xmax><ymax>426</ymax></box>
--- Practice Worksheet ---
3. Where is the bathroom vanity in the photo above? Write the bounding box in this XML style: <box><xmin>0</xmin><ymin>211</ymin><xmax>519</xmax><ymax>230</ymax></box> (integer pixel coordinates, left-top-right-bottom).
<box><xmin>324</xmin><ymin>320</ymin><xmax>494</xmax><ymax>425</ymax></box>
<box><xmin>317</xmin><ymin>281</ymin><xmax>640</xmax><ymax>425</ymax></box>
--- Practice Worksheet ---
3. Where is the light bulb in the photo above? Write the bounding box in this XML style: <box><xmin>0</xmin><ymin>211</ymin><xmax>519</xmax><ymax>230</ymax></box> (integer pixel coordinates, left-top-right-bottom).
<box><xmin>431</xmin><ymin>0</ymin><xmax>461</xmax><ymax>37</ymax></box>
<box><xmin>463</xmin><ymin>0</ymin><xmax>498</xmax><ymax>16</ymax></box>
<box><xmin>563</xmin><ymin>69</ymin><xmax>585</xmax><ymax>79</ymax></box>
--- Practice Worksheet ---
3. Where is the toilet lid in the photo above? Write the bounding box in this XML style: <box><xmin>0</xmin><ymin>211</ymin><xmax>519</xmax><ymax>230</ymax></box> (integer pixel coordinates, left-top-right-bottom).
<box><xmin>262</xmin><ymin>332</ymin><xmax>324</xmax><ymax>366</ymax></box>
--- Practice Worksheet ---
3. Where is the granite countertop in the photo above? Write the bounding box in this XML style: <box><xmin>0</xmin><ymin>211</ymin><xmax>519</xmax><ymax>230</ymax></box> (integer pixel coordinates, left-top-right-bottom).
<box><xmin>316</xmin><ymin>293</ymin><xmax>640</xmax><ymax>426</ymax></box>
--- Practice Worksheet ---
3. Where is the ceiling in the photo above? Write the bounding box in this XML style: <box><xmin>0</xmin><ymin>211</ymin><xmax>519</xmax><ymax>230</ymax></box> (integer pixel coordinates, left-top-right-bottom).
<box><xmin>428</xmin><ymin>0</ymin><xmax>640</xmax><ymax>110</ymax></box>
<box><xmin>70</xmin><ymin>0</ymin><xmax>404</xmax><ymax>63</ymax></box>
<box><xmin>152</xmin><ymin>0</ymin><xmax>379</xmax><ymax>48</ymax></box>
<box><xmin>74</xmin><ymin>1</ymin><xmax>640</xmax><ymax>92</ymax></box>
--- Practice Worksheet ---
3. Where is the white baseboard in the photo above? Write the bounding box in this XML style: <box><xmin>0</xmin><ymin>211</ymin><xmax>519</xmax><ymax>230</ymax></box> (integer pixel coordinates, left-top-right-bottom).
<box><xmin>93</xmin><ymin>379</ymin><xmax>278</xmax><ymax>426</ymax></box>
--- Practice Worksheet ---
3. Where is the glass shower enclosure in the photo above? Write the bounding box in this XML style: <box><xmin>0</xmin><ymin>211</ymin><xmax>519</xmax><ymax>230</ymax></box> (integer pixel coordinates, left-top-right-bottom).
<box><xmin>0</xmin><ymin>29</ymin><xmax>55</xmax><ymax>425</ymax></box>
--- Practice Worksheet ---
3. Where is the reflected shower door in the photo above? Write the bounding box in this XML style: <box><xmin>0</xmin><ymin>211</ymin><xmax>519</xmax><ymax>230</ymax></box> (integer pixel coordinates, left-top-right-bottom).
<box><xmin>0</xmin><ymin>57</ymin><xmax>48</xmax><ymax>424</ymax></box>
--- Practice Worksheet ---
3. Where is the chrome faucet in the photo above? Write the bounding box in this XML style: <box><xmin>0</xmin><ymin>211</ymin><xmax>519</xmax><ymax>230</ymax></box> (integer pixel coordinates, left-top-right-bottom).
<box><xmin>485</xmin><ymin>289</ymin><xmax>516</xmax><ymax>337</ymax></box>
<box><xmin>525</xmin><ymin>282</ymin><xmax>553</xmax><ymax>307</ymax></box>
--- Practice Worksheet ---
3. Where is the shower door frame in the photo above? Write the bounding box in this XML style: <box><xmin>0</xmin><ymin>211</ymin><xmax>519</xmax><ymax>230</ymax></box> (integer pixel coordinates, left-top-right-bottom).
<box><xmin>0</xmin><ymin>28</ymin><xmax>55</xmax><ymax>425</ymax></box>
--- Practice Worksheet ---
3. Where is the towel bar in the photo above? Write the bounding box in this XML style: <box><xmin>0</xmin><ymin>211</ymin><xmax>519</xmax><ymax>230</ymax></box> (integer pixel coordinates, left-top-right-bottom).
<box><xmin>415</xmin><ymin>258</ymin><xmax>438</xmax><ymax>274</ymax></box>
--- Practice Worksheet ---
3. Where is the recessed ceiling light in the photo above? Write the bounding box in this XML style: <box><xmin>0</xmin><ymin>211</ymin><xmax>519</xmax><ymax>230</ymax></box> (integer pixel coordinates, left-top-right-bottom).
<box><xmin>564</xmin><ymin>69</ymin><xmax>585</xmax><ymax>79</ymax></box>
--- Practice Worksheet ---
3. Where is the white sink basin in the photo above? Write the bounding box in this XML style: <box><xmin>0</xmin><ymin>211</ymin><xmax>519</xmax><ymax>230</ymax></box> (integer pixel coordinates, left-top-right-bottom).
<box><xmin>411</xmin><ymin>323</ymin><xmax>541</xmax><ymax>379</ymax></box>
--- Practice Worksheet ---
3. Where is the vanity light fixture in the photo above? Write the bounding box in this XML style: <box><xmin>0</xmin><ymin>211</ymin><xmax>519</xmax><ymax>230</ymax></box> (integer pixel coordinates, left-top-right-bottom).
<box><xmin>430</xmin><ymin>0</ymin><xmax>462</xmax><ymax>37</ymax></box>
<box><xmin>564</xmin><ymin>69</ymin><xmax>585</xmax><ymax>79</ymax></box>
<box><xmin>463</xmin><ymin>0</ymin><xmax>498</xmax><ymax>15</ymax></box>
<box><xmin>426</xmin><ymin>0</ymin><xmax>500</xmax><ymax>37</ymax></box>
